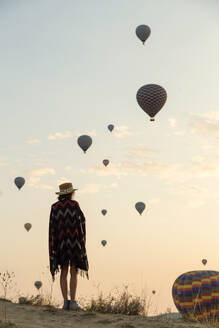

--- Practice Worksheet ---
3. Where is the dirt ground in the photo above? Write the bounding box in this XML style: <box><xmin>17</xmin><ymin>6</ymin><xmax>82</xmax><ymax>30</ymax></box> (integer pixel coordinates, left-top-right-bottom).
<box><xmin>0</xmin><ymin>299</ymin><xmax>217</xmax><ymax>328</ymax></box>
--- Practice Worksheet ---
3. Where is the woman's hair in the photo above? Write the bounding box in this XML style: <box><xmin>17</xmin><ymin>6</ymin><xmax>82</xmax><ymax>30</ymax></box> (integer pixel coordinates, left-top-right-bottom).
<box><xmin>58</xmin><ymin>192</ymin><xmax>74</xmax><ymax>201</ymax></box>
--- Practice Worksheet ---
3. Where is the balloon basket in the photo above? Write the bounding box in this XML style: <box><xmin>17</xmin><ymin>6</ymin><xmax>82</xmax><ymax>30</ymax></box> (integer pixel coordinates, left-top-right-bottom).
<box><xmin>150</xmin><ymin>118</ymin><xmax>155</xmax><ymax>122</ymax></box>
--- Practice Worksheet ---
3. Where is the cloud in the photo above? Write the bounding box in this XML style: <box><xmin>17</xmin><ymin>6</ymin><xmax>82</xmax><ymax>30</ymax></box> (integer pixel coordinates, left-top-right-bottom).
<box><xmin>168</xmin><ymin>118</ymin><xmax>176</xmax><ymax>128</ymax></box>
<box><xmin>172</xmin><ymin>130</ymin><xmax>187</xmax><ymax>136</ymax></box>
<box><xmin>194</xmin><ymin>111</ymin><xmax>219</xmax><ymax>121</ymax></box>
<box><xmin>171</xmin><ymin>184</ymin><xmax>208</xmax><ymax>209</ymax></box>
<box><xmin>80</xmin><ymin>152</ymin><xmax>219</xmax><ymax>208</ymax></box>
<box><xmin>148</xmin><ymin>198</ymin><xmax>160</xmax><ymax>204</ymax></box>
<box><xmin>38</xmin><ymin>185</ymin><xmax>53</xmax><ymax>190</ymax></box>
<box><xmin>48</xmin><ymin>131</ymin><xmax>72</xmax><ymax>140</ymax></box>
<box><xmin>168</xmin><ymin>111</ymin><xmax>219</xmax><ymax>139</ymax></box>
<box><xmin>82</xmin><ymin>152</ymin><xmax>219</xmax><ymax>184</ymax></box>
<box><xmin>27</xmin><ymin>168</ymin><xmax>56</xmax><ymax>186</ymax></box>
<box><xmin>189</xmin><ymin>154</ymin><xmax>219</xmax><ymax>178</ymax></box>
<box><xmin>84</xmin><ymin>163</ymin><xmax>129</xmax><ymax>177</ymax></box>
<box><xmin>190</xmin><ymin>113</ymin><xmax>219</xmax><ymax>138</ymax></box>
<box><xmin>79</xmin><ymin>184</ymin><xmax>101</xmax><ymax>194</ymax></box>
<box><xmin>126</xmin><ymin>145</ymin><xmax>157</xmax><ymax>159</ymax></box>
<box><xmin>56</xmin><ymin>177</ymin><xmax>70</xmax><ymax>185</ymax></box>
<box><xmin>26</xmin><ymin>138</ymin><xmax>40</xmax><ymax>144</ymax></box>
<box><xmin>65</xmin><ymin>166</ymin><xmax>72</xmax><ymax>171</ymax></box>
<box><xmin>185</xmin><ymin>199</ymin><xmax>205</xmax><ymax>209</ymax></box>
<box><xmin>110</xmin><ymin>183</ymin><xmax>119</xmax><ymax>188</ymax></box>
<box><xmin>0</xmin><ymin>161</ymin><xmax>8</xmax><ymax>167</ymax></box>
<box><xmin>113</xmin><ymin>126</ymin><xmax>133</xmax><ymax>138</ymax></box>
<box><xmin>76</xmin><ymin>130</ymin><xmax>97</xmax><ymax>137</ymax></box>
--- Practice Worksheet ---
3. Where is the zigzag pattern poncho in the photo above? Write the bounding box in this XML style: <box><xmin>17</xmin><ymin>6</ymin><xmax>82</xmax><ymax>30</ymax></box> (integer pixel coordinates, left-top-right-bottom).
<box><xmin>49</xmin><ymin>199</ymin><xmax>89</xmax><ymax>281</ymax></box>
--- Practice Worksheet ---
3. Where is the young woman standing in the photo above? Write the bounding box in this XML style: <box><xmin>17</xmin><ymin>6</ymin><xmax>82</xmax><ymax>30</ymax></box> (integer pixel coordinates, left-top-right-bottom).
<box><xmin>49</xmin><ymin>182</ymin><xmax>89</xmax><ymax>310</ymax></box>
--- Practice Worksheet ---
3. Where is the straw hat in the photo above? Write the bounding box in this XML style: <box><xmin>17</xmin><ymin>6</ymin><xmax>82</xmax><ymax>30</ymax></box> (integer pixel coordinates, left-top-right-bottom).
<box><xmin>55</xmin><ymin>182</ymin><xmax>78</xmax><ymax>195</ymax></box>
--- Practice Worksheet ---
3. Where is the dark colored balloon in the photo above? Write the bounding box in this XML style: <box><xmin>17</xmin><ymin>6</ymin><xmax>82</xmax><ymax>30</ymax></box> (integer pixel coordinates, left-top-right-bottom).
<box><xmin>101</xmin><ymin>240</ymin><xmax>107</xmax><ymax>246</ymax></box>
<box><xmin>202</xmin><ymin>259</ymin><xmax>207</xmax><ymax>266</ymax></box>
<box><xmin>34</xmin><ymin>281</ymin><xmax>42</xmax><ymax>290</ymax></box>
<box><xmin>136</xmin><ymin>25</ymin><xmax>151</xmax><ymax>44</ymax></box>
<box><xmin>136</xmin><ymin>84</ymin><xmax>167</xmax><ymax>121</ymax></box>
<box><xmin>108</xmin><ymin>124</ymin><xmax>114</xmax><ymax>132</ymax></box>
<box><xmin>14</xmin><ymin>177</ymin><xmax>25</xmax><ymax>190</ymax></box>
<box><xmin>172</xmin><ymin>270</ymin><xmax>219</xmax><ymax>322</ymax></box>
<box><xmin>77</xmin><ymin>135</ymin><xmax>92</xmax><ymax>153</ymax></box>
<box><xmin>152</xmin><ymin>290</ymin><xmax>156</xmax><ymax>294</ymax></box>
<box><xmin>19</xmin><ymin>297</ymin><xmax>27</xmax><ymax>304</ymax></box>
<box><xmin>103</xmin><ymin>159</ymin><xmax>109</xmax><ymax>167</ymax></box>
<box><xmin>135</xmin><ymin>202</ymin><xmax>145</xmax><ymax>215</ymax></box>
<box><xmin>101</xmin><ymin>209</ymin><xmax>107</xmax><ymax>216</ymax></box>
<box><xmin>24</xmin><ymin>223</ymin><xmax>32</xmax><ymax>232</ymax></box>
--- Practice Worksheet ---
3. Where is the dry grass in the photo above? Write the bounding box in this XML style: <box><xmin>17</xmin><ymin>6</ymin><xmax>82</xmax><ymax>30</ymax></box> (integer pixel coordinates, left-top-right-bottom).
<box><xmin>80</xmin><ymin>284</ymin><xmax>149</xmax><ymax>316</ymax></box>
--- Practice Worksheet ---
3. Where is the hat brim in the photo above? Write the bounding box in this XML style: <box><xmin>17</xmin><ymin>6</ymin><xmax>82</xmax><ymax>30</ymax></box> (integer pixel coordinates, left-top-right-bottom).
<box><xmin>55</xmin><ymin>188</ymin><xmax>78</xmax><ymax>195</ymax></box>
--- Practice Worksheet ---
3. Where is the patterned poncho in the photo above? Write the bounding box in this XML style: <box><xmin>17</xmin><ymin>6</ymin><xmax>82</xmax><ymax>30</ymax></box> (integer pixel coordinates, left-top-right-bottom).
<box><xmin>49</xmin><ymin>199</ymin><xmax>89</xmax><ymax>281</ymax></box>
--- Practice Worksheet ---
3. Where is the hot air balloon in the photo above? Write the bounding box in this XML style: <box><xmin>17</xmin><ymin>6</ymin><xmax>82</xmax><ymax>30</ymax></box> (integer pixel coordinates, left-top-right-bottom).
<box><xmin>24</xmin><ymin>223</ymin><xmax>32</xmax><ymax>232</ymax></box>
<box><xmin>135</xmin><ymin>202</ymin><xmax>145</xmax><ymax>215</ymax></box>
<box><xmin>14</xmin><ymin>177</ymin><xmax>25</xmax><ymax>190</ymax></box>
<box><xmin>202</xmin><ymin>259</ymin><xmax>207</xmax><ymax>266</ymax></box>
<box><xmin>172</xmin><ymin>271</ymin><xmax>219</xmax><ymax>323</ymax></box>
<box><xmin>18</xmin><ymin>297</ymin><xmax>27</xmax><ymax>304</ymax></box>
<box><xmin>108</xmin><ymin>124</ymin><xmax>114</xmax><ymax>132</ymax></box>
<box><xmin>136</xmin><ymin>25</ymin><xmax>151</xmax><ymax>44</ymax></box>
<box><xmin>101</xmin><ymin>209</ymin><xmax>107</xmax><ymax>216</ymax></box>
<box><xmin>101</xmin><ymin>240</ymin><xmax>107</xmax><ymax>247</ymax></box>
<box><xmin>152</xmin><ymin>290</ymin><xmax>156</xmax><ymax>294</ymax></box>
<box><xmin>77</xmin><ymin>135</ymin><xmax>92</xmax><ymax>153</ymax></box>
<box><xmin>103</xmin><ymin>159</ymin><xmax>109</xmax><ymax>167</ymax></box>
<box><xmin>34</xmin><ymin>281</ymin><xmax>42</xmax><ymax>290</ymax></box>
<box><xmin>136</xmin><ymin>84</ymin><xmax>167</xmax><ymax>121</ymax></box>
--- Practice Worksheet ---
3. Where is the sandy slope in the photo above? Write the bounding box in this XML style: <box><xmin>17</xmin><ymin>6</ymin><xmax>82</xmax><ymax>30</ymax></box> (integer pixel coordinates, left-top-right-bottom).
<box><xmin>0</xmin><ymin>299</ymin><xmax>213</xmax><ymax>328</ymax></box>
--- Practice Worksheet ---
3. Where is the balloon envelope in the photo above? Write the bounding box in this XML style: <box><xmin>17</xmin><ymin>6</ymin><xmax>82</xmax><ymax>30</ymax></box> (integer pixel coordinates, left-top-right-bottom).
<box><xmin>34</xmin><ymin>281</ymin><xmax>42</xmax><ymax>290</ymax></box>
<box><xmin>18</xmin><ymin>297</ymin><xmax>27</xmax><ymax>304</ymax></box>
<box><xmin>101</xmin><ymin>240</ymin><xmax>107</xmax><ymax>246</ymax></box>
<box><xmin>101</xmin><ymin>209</ymin><xmax>107</xmax><ymax>216</ymax></box>
<box><xmin>202</xmin><ymin>259</ymin><xmax>207</xmax><ymax>265</ymax></box>
<box><xmin>77</xmin><ymin>135</ymin><xmax>92</xmax><ymax>153</ymax></box>
<box><xmin>108</xmin><ymin>124</ymin><xmax>114</xmax><ymax>132</ymax></box>
<box><xmin>24</xmin><ymin>223</ymin><xmax>32</xmax><ymax>232</ymax></box>
<box><xmin>103</xmin><ymin>159</ymin><xmax>109</xmax><ymax>167</ymax></box>
<box><xmin>152</xmin><ymin>290</ymin><xmax>156</xmax><ymax>294</ymax></box>
<box><xmin>135</xmin><ymin>202</ymin><xmax>145</xmax><ymax>215</ymax></box>
<box><xmin>136</xmin><ymin>25</ymin><xmax>151</xmax><ymax>44</ymax></box>
<box><xmin>136</xmin><ymin>84</ymin><xmax>167</xmax><ymax>121</ymax></box>
<box><xmin>14</xmin><ymin>177</ymin><xmax>25</xmax><ymax>190</ymax></box>
<box><xmin>172</xmin><ymin>271</ymin><xmax>219</xmax><ymax>322</ymax></box>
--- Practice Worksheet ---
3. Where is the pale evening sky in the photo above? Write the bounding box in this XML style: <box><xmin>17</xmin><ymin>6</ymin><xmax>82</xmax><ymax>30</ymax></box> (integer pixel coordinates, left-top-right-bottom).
<box><xmin>0</xmin><ymin>0</ymin><xmax>219</xmax><ymax>313</ymax></box>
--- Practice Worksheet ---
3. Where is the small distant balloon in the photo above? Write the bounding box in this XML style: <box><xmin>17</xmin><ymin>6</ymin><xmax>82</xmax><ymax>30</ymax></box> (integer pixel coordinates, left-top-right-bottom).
<box><xmin>19</xmin><ymin>297</ymin><xmax>27</xmax><ymax>304</ymax></box>
<box><xmin>202</xmin><ymin>259</ymin><xmax>207</xmax><ymax>266</ymax></box>
<box><xmin>152</xmin><ymin>290</ymin><xmax>156</xmax><ymax>294</ymax></box>
<box><xmin>103</xmin><ymin>159</ymin><xmax>109</xmax><ymax>167</ymax></box>
<box><xmin>135</xmin><ymin>202</ymin><xmax>145</xmax><ymax>215</ymax></box>
<box><xmin>18</xmin><ymin>297</ymin><xmax>27</xmax><ymax>304</ymax></box>
<box><xmin>77</xmin><ymin>135</ymin><xmax>92</xmax><ymax>153</ymax></box>
<box><xmin>14</xmin><ymin>177</ymin><xmax>25</xmax><ymax>190</ymax></box>
<box><xmin>108</xmin><ymin>124</ymin><xmax>114</xmax><ymax>132</ymax></box>
<box><xmin>136</xmin><ymin>25</ymin><xmax>151</xmax><ymax>44</ymax></box>
<box><xmin>136</xmin><ymin>84</ymin><xmax>167</xmax><ymax>121</ymax></box>
<box><xmin>24</xmin><ymin>223</ymin><xmax>32</xmax><ymax>232</ymax></box>
<box><xmin>101</xmin><ymin>209</ymin><xmax>107</xmax><ymax>216</ymax></box>
<box><xmin>34</xmin><ymin>281</ymin><xmax>42</xmax><ymax>290</ymax></box>
<box><xmin>101</xmin><ymin>240</ymin><xmax>107</xmax><ymax>247</ymax></box>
